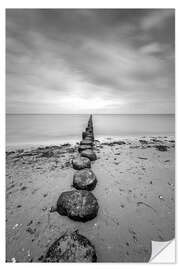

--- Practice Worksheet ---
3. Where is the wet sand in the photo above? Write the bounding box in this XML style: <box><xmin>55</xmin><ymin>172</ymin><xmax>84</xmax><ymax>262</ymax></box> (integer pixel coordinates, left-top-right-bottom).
<box><xmin>6</xmin><ymin>136</ymin><xmax>175</xmax><ymax>262</ymax></box>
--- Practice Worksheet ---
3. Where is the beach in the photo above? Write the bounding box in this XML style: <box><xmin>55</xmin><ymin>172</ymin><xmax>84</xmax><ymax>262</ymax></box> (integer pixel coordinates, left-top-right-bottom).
<box><xmin>6</xmin><ymin>135</ymin><xmax>175</xmax><ymax>262</ymax></box>
<box><xmin>5</xmin><ymin>8</ymin><xmax>175</xmax><ymax>262</ymax></box>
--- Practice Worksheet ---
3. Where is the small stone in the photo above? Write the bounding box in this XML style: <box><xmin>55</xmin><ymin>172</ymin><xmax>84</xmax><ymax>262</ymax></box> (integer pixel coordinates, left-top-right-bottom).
<box><xmin>73</xmin><ymin>169</ymin><xmax>97</xmax><ymax>191</ymax></box>
<box><xmin>38</xmin><ymin>255</ymin><xmax>44</xmax><ymax>261</ymax></box>
<box><xmin>155</xmin><ymin>145</ymin><xmax>168</xmax><ymax>151</ymax></box>
<box><xmin>44</xmin><ymin>230</ymin><xmax>97</xmax><ymax>262</ymax></box>
<box><xmin>26</xmin><ymin>227</ymin><xmax>36</xmax><ymax>234</ymax></box>
<box><xmin>139</xmin><ymin>140</ymin><xmax>148</xmax><ymax>144</ymax></box>
<box><xmin>27</xmin><ymin>220</ymin><xmax>33</xmax><ymax>226</ymax></box>
<box><xmin>50</xmin><ymin>206</ymin><xmax>57</xmax><ymax>212</ymax></box>
<box><xmin>20</xmin><ymin>186</ymin><xmax>27</xmax><ymax>191</ymax></box>
<box><xmin>72</xmin><ymin>156</ymin><xmax>91</xmax><ymax>170</ymax></box>
<box><xmin>159</xmin><ymin>195</ymin><xmax>165</xmax><ymax>200</ymax></box>
<box><xmin>40</xmin><ymin>150</ymin><xmax>54</xmax><ymax>158</ymax></box>
<box><xmin>12</xmin><ymin>224</ymin><xmax>19</xmax><ymax>229</ymax></box>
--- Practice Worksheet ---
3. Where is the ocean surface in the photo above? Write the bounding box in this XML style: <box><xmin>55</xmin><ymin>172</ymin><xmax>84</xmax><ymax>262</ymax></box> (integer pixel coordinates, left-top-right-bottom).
<box><xmin>6</xmin><ymin>114</ymin><xmax>175</xmax><ymax>147</ymax></box>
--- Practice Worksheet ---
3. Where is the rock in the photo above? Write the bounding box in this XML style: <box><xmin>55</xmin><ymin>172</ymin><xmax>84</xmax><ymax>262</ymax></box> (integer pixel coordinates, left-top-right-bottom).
<box><xmin>82</xmin><ymin>131</ymin><xmax>94</xmax><ymax>139</ymax></box>
<box><xmin>72</xmin><ymin>156</ymin><xmax>91</xmax><ymax>170</ymax></box>
<box><xmin>85</xmin><ymin>136</ymin><xmax>93</xmax><ymax>140</ymax></box>
<box><xmin>81</xmin><ymin>149</ymin><xmax>97</xmax><ymax>161</ymax></box>
<box><xmin>87</xmin><ymin>129</ymin><xmax>93</xmax><ymax>134</ymax></box>
<box><xmin>56</xmin><ymin>190</ymin><xmax>99</xmax><ymax>222</ymax></box>
<box><xmin>78</xmin><ymin>145</ymin><xmax>92</xmax><ymax>153</ymax></box>
<box><xmin>44</xmin><ymin>230</ymin><xmax>97</xmax><ymax>262</ymax></box>
<box><xmin>155</xmin><ymin>139</ymin><xmax>163</xmax><ymax>143</ymax></box>
<box><xmin>102</xmin><ymin>141</ymin><xmax>125</xmax><ymax>146</ymax></box>
<box><xmin>80</xmin><ymin>139</ymin><xmax>93</xmax><ymax>146</ymax></box>
<box><xmin>73</xmin><ymin>169</ymin><xmax>97</xmax><ymax>191</ymax></box>
<box><xmin>86</xmin><ymin>127</ymin><xmax>92</xmax><ymax>132</ymax></box>
<box><xmin>159</xmin><ymin>195</ymin><xmax>165</xmax><ymax>200</ymax></box>
<box><xmin>82</xmin><ymin>131</ymin><xmax>87</xmax><ymax>140</ymax></box>
<box><xmin>155</xmin><ymin>145</ymin><xmax>168</xmax><ymax>151</ymax></box>
<box><xmin>86</xmin><ymin>128</ymin><xmax>93</xmax><ymax>134</ymax></box>
<box><xmin>20</xmin><ymin>186</ymin><xmax>27</xmax><ymax>191</ymax></box>
<box><xmin>26</xmin><ymin>227</ymin><xmax>36</xmax><ymax>235</ymax></box>
<box><xmin>61</xmin><ymin>143</ymin><xmax>71</xmax><ymax>147</ymax></box>
<box><xmin>115</xmin><ymin>141</ymin><xmax>125</xmax><ymax>145</ymax></box>
<box><xmin>85</xmin><ymin>135</ymin><xmax>94</xmax><ymax>141</ymax></box>
<box><xmin>87</xmin><ymin>135</ymin><xmax>94</xmax><ymax>141</ymax></box>
<box><xmin>27</xmin><ymin>220</ymin><xmax>33</xmax><ymax>226</ymax></box>
<box><xmin>40</xmin><ymin>150</ymin><xmax>54</xmax><ymax>158</ymax></box>
<box><xmin>139</xmin><ymin>140</ymin><xmax>148</xmax><ymax>144</ymax></box>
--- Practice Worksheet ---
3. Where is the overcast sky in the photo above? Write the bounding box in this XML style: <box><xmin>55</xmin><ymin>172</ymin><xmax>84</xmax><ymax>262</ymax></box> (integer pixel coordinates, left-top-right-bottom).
<box><xmin>6</xmin><ymin>9</ymin><xmax>175</xmax><ymax>114</ymax></box>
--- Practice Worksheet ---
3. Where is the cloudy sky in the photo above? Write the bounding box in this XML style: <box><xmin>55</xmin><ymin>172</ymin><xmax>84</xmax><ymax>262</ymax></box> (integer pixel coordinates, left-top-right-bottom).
<box><xmin>6</xmin><ymin>9</ymin><xmax>175</xmax><ymax>114</ymax></box>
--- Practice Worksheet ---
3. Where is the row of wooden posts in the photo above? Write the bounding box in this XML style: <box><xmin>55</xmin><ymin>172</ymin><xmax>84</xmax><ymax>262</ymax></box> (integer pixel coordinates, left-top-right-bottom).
<box><xmin>44</xmin><ymin>115</ymin><xmax>98</xmax><ymax>262</ymax></box>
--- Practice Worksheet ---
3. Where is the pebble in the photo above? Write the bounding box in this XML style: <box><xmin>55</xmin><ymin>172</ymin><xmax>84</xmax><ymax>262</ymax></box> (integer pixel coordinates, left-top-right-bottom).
<box><xmin>12</xmin><ymin>223</ymin><xmax>20</xmax><ymax>229</ymax></box>
<box><xmin>159</xmin><ymin>195</ymin><xmax>164</xmax><ymax>200</ymax></box>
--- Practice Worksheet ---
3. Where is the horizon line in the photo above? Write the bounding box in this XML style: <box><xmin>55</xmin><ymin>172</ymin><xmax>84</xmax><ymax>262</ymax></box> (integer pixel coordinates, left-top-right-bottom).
<box><xmin>6</xmin><ymin>113</ymin><xmax>175</xmax><ymax>115</ymax></box>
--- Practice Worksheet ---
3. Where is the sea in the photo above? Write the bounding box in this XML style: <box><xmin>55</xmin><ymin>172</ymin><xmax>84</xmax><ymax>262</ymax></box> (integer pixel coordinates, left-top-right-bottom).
<box><xmin>6</xmin><ymin>114</ymin><xmax>175</xmax><ymax>148</ymax></box>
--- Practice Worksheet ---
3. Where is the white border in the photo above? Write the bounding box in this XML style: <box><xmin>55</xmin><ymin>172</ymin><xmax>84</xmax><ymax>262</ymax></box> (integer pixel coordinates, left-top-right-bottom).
<box><xmin>1</xmin><ymin>0</ymin><xmax>179</xmax><ymax>268</ymax></box>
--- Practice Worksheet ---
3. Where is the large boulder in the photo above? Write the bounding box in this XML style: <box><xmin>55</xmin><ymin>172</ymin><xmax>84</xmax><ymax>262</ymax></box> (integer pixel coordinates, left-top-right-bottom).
<box><xmin>80</xmin><ymin>139</ymin><xmax>93</xmax><ymax>146</ymax></box>
<box><xmin>78</xmin><ymin>145</ymin><xmax>92</xmax><ymax>153</ymax></box>
<box><xmin>81</xmin><ymin>149</ymin><xmax>97</xmax><ymax>161</ymax></box>
<box><xmin>72</xmin><ymin>156</ymin><xmax>91</xmax><ymax>170</ymax></box>
<box><xmin>44</xmin><ymin>230</ymin><xmax>97</xmax><ymax>262</ymax></box>
<box><xmin>73</xmin><ymin>169</ymin><xmax>97</xmax><ymax>191</ymax></box>
<box><xmin>56</xmin><ymin>190</ymin><xmax>99</xmax><ymax>222</ymax></box>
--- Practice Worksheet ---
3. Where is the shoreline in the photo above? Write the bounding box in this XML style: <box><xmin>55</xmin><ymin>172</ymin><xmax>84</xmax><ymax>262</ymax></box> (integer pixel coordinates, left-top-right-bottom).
<box><xmin>6</xmin><ymin>134</ymin><xmax>175</xmax><ymax>152</ymax></box>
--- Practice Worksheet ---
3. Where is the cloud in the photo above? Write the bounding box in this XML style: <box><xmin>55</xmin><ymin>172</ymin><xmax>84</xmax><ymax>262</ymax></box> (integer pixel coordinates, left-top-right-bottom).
<box><xmin>140</xmin><ymin>9</ymin><xmax>174</xmax><ymax>30</ymax></box>
<box><xmin>6</xmin><ymin>9</ymin><xmax>175</xmax><ymax>114</ymax></box>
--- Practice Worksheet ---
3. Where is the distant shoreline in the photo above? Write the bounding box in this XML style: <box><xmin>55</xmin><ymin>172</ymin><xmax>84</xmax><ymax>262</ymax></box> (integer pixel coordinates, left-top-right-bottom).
<box><xmin>6</xmin><ymin>134</ymin><xmax>175</xmax><ymax>152</ymax></box>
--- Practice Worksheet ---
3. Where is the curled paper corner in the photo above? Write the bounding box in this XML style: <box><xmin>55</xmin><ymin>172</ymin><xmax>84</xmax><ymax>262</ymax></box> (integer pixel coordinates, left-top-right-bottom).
<box><xmin>150</xmin><ymin>239</ymin><xmax>175</xmax><ymax>263</ymax></box>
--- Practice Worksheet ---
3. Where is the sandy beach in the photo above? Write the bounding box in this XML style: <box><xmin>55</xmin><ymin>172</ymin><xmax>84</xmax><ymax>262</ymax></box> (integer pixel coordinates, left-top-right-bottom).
<box><xmin>6</xmin><ymin>136</ymin><xmax>175</xmax><ymax>262</ymax></box>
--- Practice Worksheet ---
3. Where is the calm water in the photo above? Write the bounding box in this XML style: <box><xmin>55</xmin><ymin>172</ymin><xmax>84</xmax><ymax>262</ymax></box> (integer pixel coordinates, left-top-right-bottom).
<box><xmin>6</xmin><ymin>114</ymin><xmax>175</xmax><ymax>147</ymax></box>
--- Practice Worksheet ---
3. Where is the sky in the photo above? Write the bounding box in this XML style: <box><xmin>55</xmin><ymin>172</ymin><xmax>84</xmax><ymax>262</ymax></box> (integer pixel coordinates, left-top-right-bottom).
<box><xmin>6</xmin><ymin>9</ymin><xmax>175</xmax><ymax>114</ymax></box>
